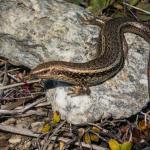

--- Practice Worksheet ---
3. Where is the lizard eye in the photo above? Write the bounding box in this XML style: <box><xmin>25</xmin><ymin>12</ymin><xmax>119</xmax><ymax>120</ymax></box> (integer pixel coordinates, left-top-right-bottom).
<box><xmin>43</xmin><ymin>70</ymin><xmax>48</xmax><ymax>74</ymax></box>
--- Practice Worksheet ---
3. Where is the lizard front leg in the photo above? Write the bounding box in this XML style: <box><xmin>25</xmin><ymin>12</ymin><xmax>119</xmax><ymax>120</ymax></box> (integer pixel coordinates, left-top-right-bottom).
<box><xmin>68</xmin><ymin>85</ymin><xmax>91</xmax><ymax>96</ymax></box>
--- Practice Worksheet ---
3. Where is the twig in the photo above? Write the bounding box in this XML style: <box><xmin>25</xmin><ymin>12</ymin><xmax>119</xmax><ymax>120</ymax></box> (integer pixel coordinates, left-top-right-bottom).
<box><xmin>62</xmin><ymin>136</ymin><xmax>78</xmax><ymax>150</ymax></box>
<box><xmin>35</xmin><ymin>101</ymin><xmax>51</xmax><ymax>107</ymax></box>
<box><xmin>56</xmin><ymin>137</ymin><xmax>105</xmax><ymax>150</ymax></box>
<box><xmin>16</xmin><ymin>110</ymin><xmax>47</xmax><ymax>117</ymax></box>
<box><xmin>88</xmin><ymin>123</ymin><xmax>108</xmax><ymax>134</ymax></box>
<box><xmin>0</xmin><ymin>124</ymin><xmax>39</xmax><ymax>137</ymax></box>
<box><xmin>42</xmin><ymin>120</ymin><xmax>66</xmax><ymax>150</ymax></box>
<box><xmin>88</xmin><ymin>123</ymin><xmax>122</xmax><ymax>143</ymax></box>
<box><xmin>141</xmin><ymin>111</ymin><xmax>150</xmax><ymax>124</ymax></box>
<box><xmin>87</xmin><ymin>129</ymin><xmax>93</xmax><ymax>150</ymax></box>
<box><xmin>2</xmin><ymin>91</ymin><xmax>44</xmax><ymax>101</ymax></box>
<box><xmin>22</xmin><ymin>97</ymin><xmax>46</xmax><ymax>112</ymax></box>
<box><xmin>0</xmin><ymin>62</ymin><xmax>8</xmax><ymax>102</ymax></box>
<box><xmin>122</xmin><ymin>2</ymin><xmax>150</xmax><ymax>15</ymax></box>
<box><xmin>89</xmin><ymin>129</ymin><xmax>107</xmax><ymax>142</ymax></box>
<box><xmin>3</xmin><ymin>93</ymin><xmax>44</xmax><ymax>110</ymax></box>
<box><xmin>7</xmin><ymin>73</ymin><xmax>20</xmax><ymax>82</ymax></box>
<box><xmin>7</xmin><ymin>68</ymin><xmax>21</xmax><ymax>72</ymax></box>
<box><xmin>51</xmin><ymin>130</ymin><xmax>66</xmax><ymax>150</ymax></box>
<box><xmin>0</xmin><ymin>124</ymin><xmax>105</xmax><ymax>150</ymax></box>
<box><xmin>0</xmin><ymin>79</ymin><xmax>41</xmax><ymax>90</ymax></box>
<box><xmin>4</xmin><ymin>98</ymin><xmax>34</xmax><ymax>110</ymax></box>
<box><xmin>0</xmin><ymin>97</ymin><xmax>46</xmax><ymax>115</ymax></box>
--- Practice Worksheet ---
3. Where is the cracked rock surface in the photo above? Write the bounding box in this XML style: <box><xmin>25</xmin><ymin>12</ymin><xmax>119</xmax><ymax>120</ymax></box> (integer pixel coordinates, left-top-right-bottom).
<box><xmin>0</xmin><ymin>0</ymin><xmax>149</xmax><ymax>124</ymax></box>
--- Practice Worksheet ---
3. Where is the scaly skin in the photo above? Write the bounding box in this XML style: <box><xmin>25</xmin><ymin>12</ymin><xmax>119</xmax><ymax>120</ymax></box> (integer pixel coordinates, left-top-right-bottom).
<box><xmin>30</xmin><ymin>17</ymin><xmax>150</xmax><ymax>94</ymax></box>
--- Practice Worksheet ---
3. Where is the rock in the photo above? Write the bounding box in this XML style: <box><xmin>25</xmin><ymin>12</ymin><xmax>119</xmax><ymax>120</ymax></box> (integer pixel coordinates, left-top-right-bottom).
<box><xmin>0</xmin><ymin>0</ymin><xmax>149</xmax><ymax>124</ymax></box>
<box><xmin>31</xmin><ymin>121</ymin><xmax>44</xmax><ymax>133</ymax></box>
<box><xmin>9</xmin><ymin>135</ymin><xmax>22</xmax><ymax>144</ymax></box>
<box><xmin>47</xmin><ymin>34</ymin><xmax>149</xmax><ymax>124</ymax></box>
<box><xmin>22</xmin><ymin>141</ymin><xmax>32</xmax><ymax>150</ymax></box>
<box><xmin>47</xmin><ymin>144</ymin><xmax>53</xmax><ymax>150</ymax></box>
<box><xmin>0</xmin><ymin>0</ymin><xmax>96</xmax><ymax>68</ymax></box>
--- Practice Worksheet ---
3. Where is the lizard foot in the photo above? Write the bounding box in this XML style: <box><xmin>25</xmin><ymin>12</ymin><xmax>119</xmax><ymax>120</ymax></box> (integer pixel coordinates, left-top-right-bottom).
<box><xmin>68</xmin><ymin>86</ymin><xmax>91</xmax><ymax>96</ymax></box>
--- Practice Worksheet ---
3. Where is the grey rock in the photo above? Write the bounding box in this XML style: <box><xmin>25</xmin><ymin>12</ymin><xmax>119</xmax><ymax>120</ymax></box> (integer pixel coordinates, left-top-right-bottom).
<box><xmin>0</xmin><ymin>0</ymin><xmax>96</xmax><ymax>68</ymax></box>
<box><xmin>31</xmin><ymin>121</ymin><xmax>44</xmax><ymax>133</ymax></box>
<box><xmin>0</xmin><ymin>0</ymin><xmax>149</xmax><ymax>124</ymax></box>
<box><xmin>22</xmin><ymin>141</ymin><xmax>32</xmax><ymax>150</ymax></box>
<box><xmin>9</xmin><ymin>135</ymin><xmax>22</xmax><ymax>144</ymax></box>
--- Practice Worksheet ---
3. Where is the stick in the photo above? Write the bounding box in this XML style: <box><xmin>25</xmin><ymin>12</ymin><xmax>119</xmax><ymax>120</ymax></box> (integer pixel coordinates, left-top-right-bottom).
<box><xmin>0</xmin><ymin>124</ymin><xmax>105</xmax><ymax>150</ymax></box>
<box><xmin>0</xmin><ymin>97</ymin><xmax>46</xmax><ymax>115</ymax></box>
<box><xmin>0</xmin><ymin>79</ymin><xmax>41</xmax><ymax>90</ymax></box>
<box><xmin>42</xmin><ymin>121</ymin><xmax>66</xmax><ymax>150</ymax></box>
<box><xmin>122</xmin><ymin>2</ymin><xmax>150</xmax><ymax>15</ymax></box>
<box><xmin>0</xmin><ymin>124</ymin><xmax>39</xmax><ymax>137</ymax></box>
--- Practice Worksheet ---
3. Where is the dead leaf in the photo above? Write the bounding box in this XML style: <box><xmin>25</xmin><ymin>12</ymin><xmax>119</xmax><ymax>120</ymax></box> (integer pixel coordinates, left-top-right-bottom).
<box><xmin>52</xmin><ymin>111</ymin><xmax>61</xmax><ymax>125</ymax></box>
<box><xmin>90</xmin><ymin>127</ymin><xmax>100</xmax><ymax>142</ymax></box>
<box><xmin>120</xmin><ymin>141</ymin><xmax>132</xmax><ymax>150</ymax></box>
<box><xmin>108</xmin><ymin>139</ymin><xmax>132</xmax><ymax>150</ymax></box>
<box><xmin>59</xmin><ymin>141</ymin><xmax>65</xmax><ymax>150</ymax></box>
<box><xmin>108</xmin><ymin>139</ymin><xmax>120</xmax><ymax>150</ymax></box>
<box><xmin>138</xmin><ymin>120</ymin><xmax>150</xmax><ymax>137</ymax></box>
<box><xmin>83</xmin><ymin>133</ymin><xmax>91</xmax><ymax>144</ymax></box>
<box><xmin>40</xmin><ymin>123</ymin><xmax>51</xmax><ymax>133</ymax></box>
<box><xmin>90</xmin><ymin>134</ymin><xmax>99</xmax><ymax>142</ymax></box>
<box><xmin>138</xmin><ymin>120</ymin><xmax>150</xmax><ymax>131</ymax></box>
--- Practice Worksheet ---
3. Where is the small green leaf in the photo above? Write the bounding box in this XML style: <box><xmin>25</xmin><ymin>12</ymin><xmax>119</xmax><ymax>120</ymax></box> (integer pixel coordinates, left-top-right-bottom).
<box><xmin>136</xmin><ymin>2</ymin><xmax>150</xmax><ymax>21</ymax></box>
<box><xmin>129</xmin><ymin>0</ymin><xmax>139</xmax><ymax>6</ymax></box>
<box><xmin>108</xmin><ymin>139</ymin><xmax>121</xmax><ymax>150</ymax></box>
<box><xmin>41</xmin><ymin>123</ymin><xmax>51</xmax><ymax>133</ymax></box>
<box><xmin>88</xmin><ymin>0</ymin><xmax>114</xmax><ymax>15</ymax></box>
<box><xmin>112</xmin><ymin>12</ymin><xmax>126</xmax><ymax>18</ymax></box>
<box><xmin>84</xmin><ymin>133</ymin><xmax>91</xmax><ymax>144</ymax></box>
<box><xmin>52</xmin><ymin>111</ymin><xmax>61</xmax><ymax>125</ymax></box>
<box><xmin>121</xmin><ymin>141</ymin><xmax>132</xmax><ymax>150</ymax></box>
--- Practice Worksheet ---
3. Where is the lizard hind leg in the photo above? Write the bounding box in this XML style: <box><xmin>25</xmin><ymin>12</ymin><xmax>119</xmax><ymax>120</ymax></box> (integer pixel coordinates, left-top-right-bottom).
<box><xmin>67</xmin><ymin>85</ymin><xmax>91</xmax><ymax>97</ymax></box>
